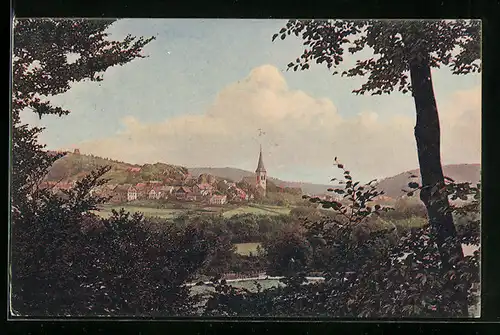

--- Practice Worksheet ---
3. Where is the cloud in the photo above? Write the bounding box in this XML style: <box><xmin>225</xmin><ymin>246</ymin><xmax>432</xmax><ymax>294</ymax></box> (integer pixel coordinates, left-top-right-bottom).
<box><xmin>75</xmin><ymin>64</ymin><xmax>480</xmax><ymax>183</ymax></box>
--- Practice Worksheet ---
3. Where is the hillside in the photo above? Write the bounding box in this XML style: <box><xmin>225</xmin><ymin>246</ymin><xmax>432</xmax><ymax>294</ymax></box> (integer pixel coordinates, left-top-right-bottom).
<box><xmin>377</xmin><ymin>164</ymin><xmax>481</xmax><ymax>199</ymax></box>
<box><xmin>189</xmin><ymin>167</ymin><xmax>333</xmax><ymax>195</ymax></box>
<box><xmin>45</xmin><ymin>152</ymin><xmax>189</xmax><ymax>184</ymax></box>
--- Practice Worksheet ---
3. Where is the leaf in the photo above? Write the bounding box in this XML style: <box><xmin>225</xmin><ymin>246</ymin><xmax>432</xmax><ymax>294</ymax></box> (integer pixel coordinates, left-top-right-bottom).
<box><xmin>408</xmin><ymin>182</ymin><xmax>419</xmax><ymax>189</ymax></box>
<box><xmin>272</xmin><ymin>33</ymin><xmax>279</xmax><ymax>42</ymax></box>
<box><xmin>337</xmin><ymin>164</ymin><xmax>344</xmax><ymax>169</ymax></box>
<box><xmin>444</xmin><ymin>176</ymin><xmax>455</xmax><ymax>182</ymax></box>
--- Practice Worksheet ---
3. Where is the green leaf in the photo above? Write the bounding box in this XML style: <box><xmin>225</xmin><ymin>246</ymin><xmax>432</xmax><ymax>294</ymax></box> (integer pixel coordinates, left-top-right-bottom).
<box><xmin>272</xmin><ymin>33</ymin><xmax>279</xmax><ymax>42</ymax></box>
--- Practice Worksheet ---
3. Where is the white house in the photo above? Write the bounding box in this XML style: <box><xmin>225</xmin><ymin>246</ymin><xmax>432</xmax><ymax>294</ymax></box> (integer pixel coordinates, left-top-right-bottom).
<box><xmin>194</xmin><ymin>183</ymin><xmax>214</xmax><ymax>196</ymax></box>
<box><xmin>209</xmin><ymin>194</ymin><xmax>227</xmax><ymax>205</ymax></box>
<box><xmin>127</xmin><ymin>186</ymin><xmax>138</xmax><ymax>201</ymax></box>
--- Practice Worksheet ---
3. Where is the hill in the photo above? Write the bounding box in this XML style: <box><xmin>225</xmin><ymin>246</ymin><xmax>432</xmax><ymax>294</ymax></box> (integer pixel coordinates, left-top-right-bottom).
<box><xmin>377</xmin><ymin>164</ymin><xmax>480</xmax><ymax>199</ymax></box>
<box><xmin>188</xmin><ymin>167</ymin><xmax>333</xmax><ymax>195</ymax></box>
<box><xmin>45</xmin><ymin>152</ymin><xmax>189</xmax><ymax>184</ymax></box>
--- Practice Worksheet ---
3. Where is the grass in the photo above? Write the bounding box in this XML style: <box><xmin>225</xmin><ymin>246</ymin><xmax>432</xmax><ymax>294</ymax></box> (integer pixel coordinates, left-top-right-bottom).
<box><xmin>389</xmin><ymin>216</ymin><xmax>428</xmax><ymax>229</ymax></box>
<box><xmin>234</xmin><ymin>242</ymin><xmax>262</xmax><ymax>256</ymax></box>
<box><xmin>95</xmin><ymin>203</ymin><xmax>291</xmax><ymax>220</ymax></box>
<box><xmin>223</xmin><ymin>204</ymin><xmax>291</xmax><ymax>218</ymax></box>
<box><xmin>94</xmin><ymin>205</ymin><xmax>185</xmax><ymax>219</ymax></box>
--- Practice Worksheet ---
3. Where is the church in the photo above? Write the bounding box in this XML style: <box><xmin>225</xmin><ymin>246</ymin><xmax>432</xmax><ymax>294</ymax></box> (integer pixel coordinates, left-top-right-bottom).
<box><xmin>255</xmin><ymin>145</ymin><xmax>267</xmax><ymax>196</ymax></box>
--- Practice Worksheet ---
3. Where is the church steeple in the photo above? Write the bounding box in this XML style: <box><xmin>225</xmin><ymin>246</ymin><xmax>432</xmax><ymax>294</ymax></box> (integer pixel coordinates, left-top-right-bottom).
<box><xmin>255</xmin><ymin>145</ymin><xmax>267</xmax><ymax>196</ymax></box>
<box><xmin>256</xmin><ymin>144</ymin><xmax>266</xmax><ymax>173</ymax></box>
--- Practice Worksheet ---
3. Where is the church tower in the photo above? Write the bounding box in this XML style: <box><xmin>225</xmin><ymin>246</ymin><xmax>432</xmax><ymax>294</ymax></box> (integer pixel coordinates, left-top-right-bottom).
<box><xmin>255</xmin><ymin>145</ymin><xmax>267</xmax><ymax>196</ymax></box>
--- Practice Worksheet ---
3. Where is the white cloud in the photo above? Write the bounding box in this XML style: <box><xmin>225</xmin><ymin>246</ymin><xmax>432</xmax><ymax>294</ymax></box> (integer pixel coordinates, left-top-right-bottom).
<box><xmin>75</xmin><ymin>64</ymin><xmax>480</xmax><ymax>183</ymax></box>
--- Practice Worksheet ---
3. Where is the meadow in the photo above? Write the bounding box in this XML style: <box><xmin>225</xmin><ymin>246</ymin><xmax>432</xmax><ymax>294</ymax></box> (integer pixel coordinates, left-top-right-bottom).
<box><xmin>234</xmin><ymin>242</ymin><xmax>262</xmax><ymax>256</ymax></box>
<box><xmin>94</xmin><ymin>203</ymin><xmax>291</xmax><ymax>219</ymax></box>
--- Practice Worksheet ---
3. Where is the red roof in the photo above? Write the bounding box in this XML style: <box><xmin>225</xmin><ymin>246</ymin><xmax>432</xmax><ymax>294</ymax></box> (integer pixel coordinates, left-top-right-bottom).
<box><xmin>150</xmin><ymin>185</ymin><xmax>163</xmax><ymax>192</ymax></box>
<box><xmin>176</xmin><ymin>186</ymin><xmax>192</xmax><ymax>193</ymax></box>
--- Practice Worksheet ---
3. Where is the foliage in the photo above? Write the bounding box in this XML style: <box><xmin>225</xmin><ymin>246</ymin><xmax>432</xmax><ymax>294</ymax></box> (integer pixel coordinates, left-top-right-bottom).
<box><xmin>272</xmin><ymin>20</ymin><xmax>480</xmax><ymax>95</ymax></box>
<box><xmin>262</xmin><ymin>224</ymin><xmax>313</xmax><ymax>284</ymax></box>
<box><xmin>204</xmin><ymin>160</ymin><xmax>480</xmax><ymax>318</ymax></box>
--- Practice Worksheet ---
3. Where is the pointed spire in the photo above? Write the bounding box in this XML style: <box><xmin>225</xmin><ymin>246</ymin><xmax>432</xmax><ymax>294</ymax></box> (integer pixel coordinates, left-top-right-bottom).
<box><xmin>256</xmin><ymin>144</ymin><xmax>266</xmax><ymax>173</ymax></box>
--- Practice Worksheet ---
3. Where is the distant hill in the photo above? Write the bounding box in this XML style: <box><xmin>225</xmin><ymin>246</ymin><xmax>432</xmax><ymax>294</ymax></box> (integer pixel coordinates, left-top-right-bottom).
<box><xmin>377</xmin><ymin>164</ymin><xmax>481</xmax><ymax>199</ymax></box>
<box><xmin>189</xmin><ymin>167</ymin><xmax>334</xmax><ymax>195</ymax></box>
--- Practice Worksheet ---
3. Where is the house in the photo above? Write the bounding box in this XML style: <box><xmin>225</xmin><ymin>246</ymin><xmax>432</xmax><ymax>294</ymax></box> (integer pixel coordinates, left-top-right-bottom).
<box><xmin>127</xmin><ymin>167</ymin><xmax>141</xmax><ymax>173</ymax></box>
<box><xmin>160</xmin><ymin>185</ymin><xmax>175</xmax><ymax>195</ymax></box>
<box><xmin>112</xmin><ymin>184</ymin><xmax>133</xmax><ymax>203</ymax></box>
<box><xmin>127</xmin><ymin>186</ymin><xmax>138</xmax><ymax>201</ymax></box>
<box><xmin>209</xmin><ymin>194</ymin><xmax>227</xmax><ymax>205</ymax></box>
<box><xmin>175</xmin><ymin>186</ymin><xmax>192</xmax><ymax>200</ymax></box>
<box><xmin>148</xmin><ymin>186</ymin><xmax>163</xmax><ymax>200</ymax></box>
<box><xmin>185</xmin><ymin>192</ymin><xmax>199</xmax><ymax>202</ymax></box>
<box><xmin>235</xmin><ymin>188</ymin><xmax>247</xmax><ymax>201</ymax></box>
<box><xmin>194</xmin><ymin>183</ymin><xmax>214</xmax><ymax>196</ymax></box>
<box><xmin>135</xmin><ymin>183</ymin><xmax>149</xmax><ymax>199</ymax></box>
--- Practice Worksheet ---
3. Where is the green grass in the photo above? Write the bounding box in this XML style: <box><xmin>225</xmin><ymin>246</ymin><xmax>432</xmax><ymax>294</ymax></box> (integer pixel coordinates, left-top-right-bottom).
<box><xmin>223</xmin><ymin>205</ymin><xmax>291</xmax><ymax>218</ymax></box>
<box><xmin>234</xmin><ymin>242</ymin><xmax>262</xmax><ymax>256</ymax></box>
<box><xmin>94</xmin><ymin>205</ymin><xmax>185</xmax><ymax>219</ymax></box>
<box><xmin>94</xmin><ymin>203</ymin><xmax>292</xmax><ymax>220</ymax></box>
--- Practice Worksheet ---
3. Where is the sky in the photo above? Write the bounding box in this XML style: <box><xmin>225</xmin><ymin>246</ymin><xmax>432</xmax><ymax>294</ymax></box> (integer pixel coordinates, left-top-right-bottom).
<box><xmin>20</xmin><ymin>19</ymin><xmax>481</xmax><ymax>184</ymax></box>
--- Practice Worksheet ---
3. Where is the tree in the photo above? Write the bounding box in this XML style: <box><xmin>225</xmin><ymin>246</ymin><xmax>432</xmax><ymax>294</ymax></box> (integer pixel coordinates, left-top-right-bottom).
<box><xmin>11</xmin><ymin>18</ymin><xmax>154</xmax><ymax>218</ymax></box>
<box><xmin>272</xmin><ymin>20</ymin><xmax>480</xmax><ymax>315</ymax></box>
<box><xmin>10</xmin><ymin>19</ymin><xmax>154</xmax><ymax>315</ymax></box>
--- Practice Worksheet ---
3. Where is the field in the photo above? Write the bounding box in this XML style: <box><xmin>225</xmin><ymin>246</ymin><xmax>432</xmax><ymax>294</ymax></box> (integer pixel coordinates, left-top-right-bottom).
<box><xmin>222</xmin><ymin>204</ymin><xmax>291</xmax><ymax>217</ymax></box>
<box><xmin>94</xmin><ymin>205</ymin><xmax>185</xmax><ymax>219</ymax></box>
<box><xmin>93</xmin><ymin>203</ymin><xmax>291</xmax><ymax>220</ymax></box>
<box><xmin>234</xmin><ymin>242</ymin><xmax>262</xmax><ymax>256</ymax></box>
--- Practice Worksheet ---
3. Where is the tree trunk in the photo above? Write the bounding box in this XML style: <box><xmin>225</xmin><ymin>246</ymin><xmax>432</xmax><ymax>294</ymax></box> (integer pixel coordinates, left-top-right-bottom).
<box><xmin>409</xmin><ymin>57</ymin><xmax>468</xmax><ymax>316</ymax></box>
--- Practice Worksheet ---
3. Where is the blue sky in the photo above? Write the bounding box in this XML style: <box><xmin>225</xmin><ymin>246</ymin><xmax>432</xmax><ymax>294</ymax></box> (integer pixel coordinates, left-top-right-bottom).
<box><xmin>22</xmin><ymin>19</ymin><xmax>481</xmax><ymax>184</ymax></box>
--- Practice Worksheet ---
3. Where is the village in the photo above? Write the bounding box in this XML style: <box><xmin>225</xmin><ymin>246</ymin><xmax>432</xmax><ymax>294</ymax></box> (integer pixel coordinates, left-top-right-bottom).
<box><xmin>39</xmin><ymin>146</ymin><xmax>369</xmax><ymax>209</ymax></box>
<box><xmin>39</xmin><ymin>177</ymin><xmax>257</xmax><ymax>206</ymax></box>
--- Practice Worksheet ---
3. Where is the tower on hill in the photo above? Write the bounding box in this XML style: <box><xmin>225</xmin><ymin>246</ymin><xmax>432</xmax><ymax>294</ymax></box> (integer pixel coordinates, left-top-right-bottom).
<box><xmin>255</xmin><ymin>145</ymin><xmax>267</xmax><ymax>196</ymax></box>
